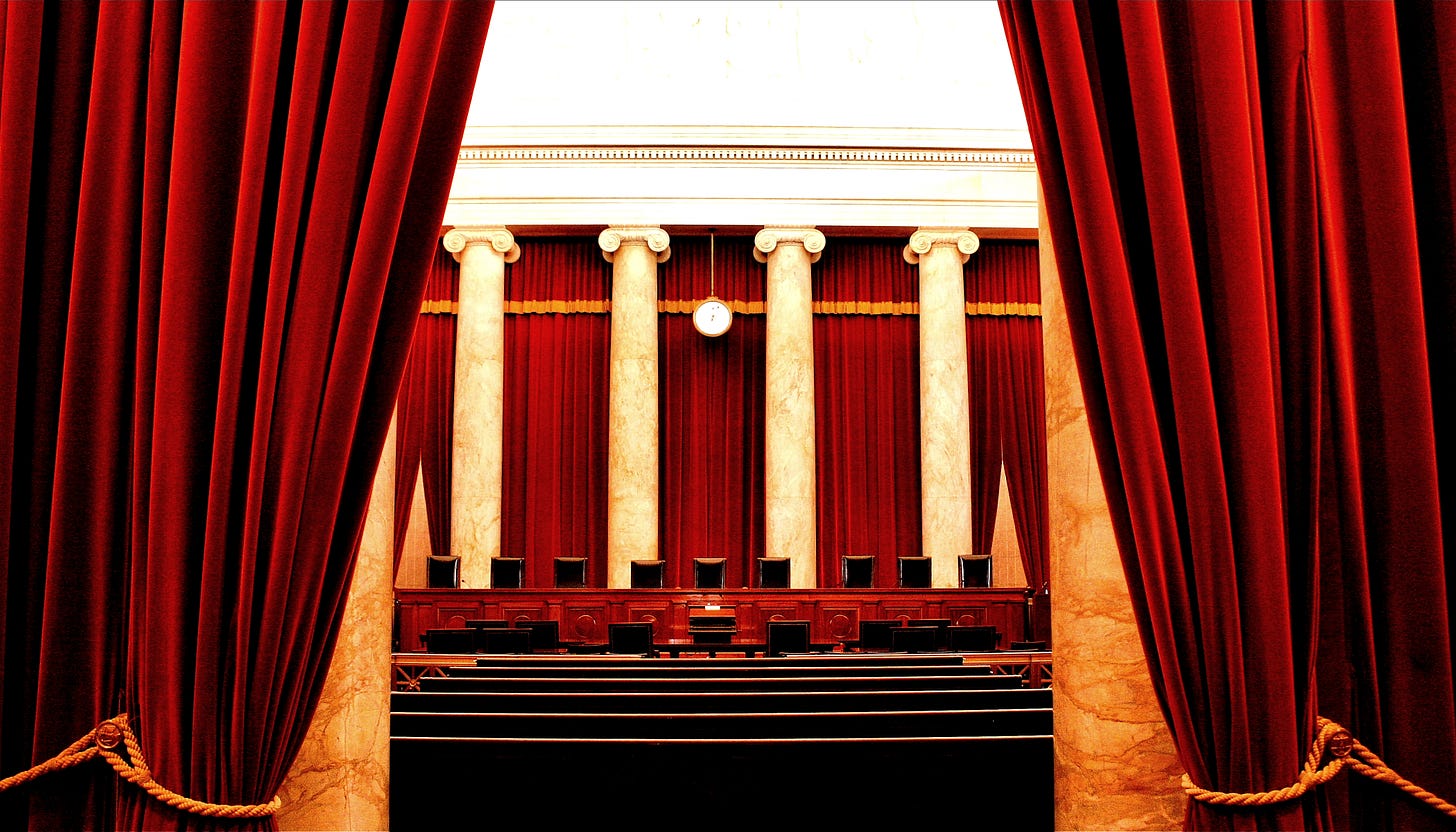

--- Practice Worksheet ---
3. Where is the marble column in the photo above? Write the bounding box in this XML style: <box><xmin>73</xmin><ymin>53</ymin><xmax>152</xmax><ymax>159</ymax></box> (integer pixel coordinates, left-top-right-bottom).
<box><xmin>1040</xmin><ymin>198</ymin><xmax>1185</xmax><ymax>828</ymax></box>
<box><xmin>277</xmin><ymin>414</ymin><xmax>397</xmax><ymax>831</ymax></box>
<box><xmin>754</xmin><ymin>226</ymin><xmax>823</xmax><ymax>589</ymax></box>
<box><xmin>905</xmin><ymin>228</ymin><xmax>977</xmax><ymax>588</ymax></box>
<box><xmin>442</xmin><ymin>227</ymin><xmax>518</xmax><ymax>588</ymax></box>
<box><xmin>600</xmin><ymin>226</ymin><xmax>670</xmax><ymax>588</ymax></box>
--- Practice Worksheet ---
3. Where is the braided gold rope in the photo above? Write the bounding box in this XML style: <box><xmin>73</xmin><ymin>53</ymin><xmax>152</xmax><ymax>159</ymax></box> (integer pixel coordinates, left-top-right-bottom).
<box><xmin>1182</xmin><ymin>717</ymin><xmax>1456</xmax><ymax>818</ymax></box>
<box><xmin>0</xmin><ymin>714</ymin><xmax>281</xmax><ymax>819</ymax></box>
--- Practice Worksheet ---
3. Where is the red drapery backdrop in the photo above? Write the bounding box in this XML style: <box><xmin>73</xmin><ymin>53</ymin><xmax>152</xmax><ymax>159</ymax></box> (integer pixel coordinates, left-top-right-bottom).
<box><xmin>393</xmin><ymin>244</ymin><xmax>458</xmax><ymax>573</ymax></box>
<box><xmin>500</xmin><ymin>238</ymin><xmax>612</xmax><ymax>588</ymax></box>
<box><xmin>1002</xmin><ymin>1</ymin><xmax>1456</xmax><ymax>828</ymax></box>
<box><xmin>965</xmin><ymin>240</ymin><xmax>1049</xmax><ymax>631</ymax></box>
<box><xmin>658</xmin><ymin>236</ymin><xmax>766</xmax><ymax>588</ymax></box>
<box><xmin>0</xmin><ymin>2</ymin><xmax>491</xmax><ymax>829</ymax></box>
<box><xmin>813</xmin><ymin>239</ymin><xmax>922</xmax><ymax>588</ymax></box>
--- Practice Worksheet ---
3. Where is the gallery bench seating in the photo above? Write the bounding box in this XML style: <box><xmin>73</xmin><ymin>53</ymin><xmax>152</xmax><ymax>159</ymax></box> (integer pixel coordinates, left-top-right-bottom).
<box><xmin>392</xmin><ymin>686</ymin><xmax>1051</xmax><ymax>715</ymax></box>
<box><xmin>448</xmin><ymin>662</ymin><xmax>999</xmax><ymax>679</ymax></box>
<box><xmin>468</xmin><ymin>652</ymin><xmax>975</xmax><ymax>668</ymax></box>
<box><xmin>416</xmin><ymin>672</ymin><xmax>1028</xmax><ymax>693</ymax></box>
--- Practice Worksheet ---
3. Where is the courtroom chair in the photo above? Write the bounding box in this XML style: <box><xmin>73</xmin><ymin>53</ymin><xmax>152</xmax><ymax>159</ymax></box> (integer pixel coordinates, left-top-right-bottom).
<box><xmin>757</xmin><ymin>557</ymin><xmax>790</xmax><ymax>589</ymax></box>
<box><xmin>489</xmin><ymin>557</ymin><xmax>525</xmax><ymax>589</ymax></box>
<box><xmin>890</xmin><ymin>625</ymin><xmax>938</xmax><ymax>653</ymax></box>
<box><xmin>1010</xmin><ymin>640</ymin><xmax>1047</xmax><ymax>651</ymax></box>
<box><xmin>907</xmin><ymin>618</ymin><xmax>952</xmax><ymax>650</ymax></box>
<box><xmin>857</xmin><ymin>619</ymin><xmax>900</xmax><ymax>651</ymax></box>
<box><xmin>423</xmin><ymin>628</ymin><xmax>475</xmax><ymax>654</ymax></box>
<box><xmin>959</xmin><ymin>554</ymin><xmax>993</xmax><ymax>588</ymax></box>
<box><xmin>607</xmin><ymin>622</ymin><xmax>654</xmax><ymax>656</ymax></box>
<box><xmin>897</xmin><ymin>555</ymin><xmax>932</xmax><ymax>588</ymax></box>
<box><xmin>766</xmin><ymin>620</ymin><xmax>812</xmax><ymax>657</ymax></box>
<box><xmin>630</xmin><ymin>559</ymin><xmax>665</xmax><ymax>589</ymax></box>
<box><xmin>426</xmin><ymin>554</ymin><xmax>461</xmax><ymax>589</ymax></box>
<box><xmin>514</xmin><ymin>619</ymin><xmax>561</xmax><ymax>652</ymax></box>
<box><xmin>948</xmin><ymin>624</ymin><xmax>1001</xmax><ymax>652</ymax></box>
<box><xmin>465</xmin><ymin>619</ymin><xmax>510</xmax><ymax>630</ymax></box>
<box><xmin>554</xmin><ymin>556</ymin><xmax>588</xmax><ymax>588</ymax></box>
<box><xmin>841</xmin><ymin>554</ymin><xmax>875</xmax><ymax>588</ymax></box>
<box><xmin>479</xmin><ymin>627</ymin><xmax>532</xmax><ymax>654</ymax></box>
<box><xmin>693</xmin><ymin>557</ymin><xmax>727</xmax><ymax>589</ymax></box>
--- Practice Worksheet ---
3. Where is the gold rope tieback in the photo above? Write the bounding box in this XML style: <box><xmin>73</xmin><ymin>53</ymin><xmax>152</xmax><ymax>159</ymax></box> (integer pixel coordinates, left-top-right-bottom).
<box><xmin>1182</xmin><ymin>716</ymin><xmax>1456</xmax><ymax>819</ymax></box>
<box><xmin>0</xmin><ymin>714</ymin><xmax>281</xmax><ymax>819</ymax></box>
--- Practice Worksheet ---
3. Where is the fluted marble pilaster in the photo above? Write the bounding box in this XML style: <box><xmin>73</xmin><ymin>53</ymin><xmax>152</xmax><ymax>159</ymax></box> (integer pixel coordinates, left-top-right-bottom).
<box><xmin>1040</xmin><ymin>199</ymin><xmax>1184</xmax><ymax>829</ymax></box>
<box><xmin>754</xmin><ymin>227</ymin><xmax>823</xmax><ymax>589</ymax></box>
<box><xmin>443</xmin><ymin>227</ymin><xmax>518</xmax><ymax>588</ymax></box>
<box><xmin>905</xmin><ymin>228</ymin><xmax>977</xmax><ymax>588</ymax></box>
<box><xmin>600</xmin><ymin>227</ymin><xmax>670</xmax><ymax>588</ymax></box>
<box><xmin>277</xmin><ymin>413</ymin><xmax>397</xmax><ymax>831</ymax></box>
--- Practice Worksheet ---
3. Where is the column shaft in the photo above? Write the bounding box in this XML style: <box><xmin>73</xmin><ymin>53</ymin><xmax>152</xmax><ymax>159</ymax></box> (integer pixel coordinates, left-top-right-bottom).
<box><xmin>907</xmin><ymin>229</ymin><xmax>977</xmax><ymax>587</ymax></box>
<box><xmin>445</xmin><ymin>228</ymin><xmax>517</xmax><ymax>588</ymax></box>
<box><xmin>756</xmin><ymin>227</ymin><xmax>823</xmax><ymax>588</ymax></box>
<box><xmin>601</xmin><ymin>227</ymin><xmax>670</xmax><ymax>588</ymax></box>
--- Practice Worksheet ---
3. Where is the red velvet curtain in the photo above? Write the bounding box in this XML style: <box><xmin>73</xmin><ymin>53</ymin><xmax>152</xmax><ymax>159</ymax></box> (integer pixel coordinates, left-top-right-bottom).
<box><xmin>501</xmin><ymin>238</ymin><xmax>611</xmax><ymax>588</ymax></box>
<box><xmin>0</xmin><ymin>2</ymin><xmax>491</xmax><ymax>829</ymax></box>
<box><xmin>814</xmin><ymin>239</ymin><xmax>922</xmax><ymax>588</ymax></box>
<box><xmin>965</xmin><ymin>240</ymin><xmax>1049</xmax><ymax>625</ymax></box>
<box><xmin>393</xmin><ymin>244</ymin><xmax>458</xmax><ymax>573</ymax></box>
<box><xmin>1002</xmin><ymin>1</ymin><xmax>1455</xmax><ymax>828</ymax></box>
<box><xmin>658</xmin><ymin>236</ymin><xmax>766</xmax><ymax>588</ymax></box>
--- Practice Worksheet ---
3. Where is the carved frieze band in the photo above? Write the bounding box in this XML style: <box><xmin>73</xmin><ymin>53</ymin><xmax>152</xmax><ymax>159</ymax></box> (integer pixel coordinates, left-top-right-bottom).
<box><xmin>753</xmin><ymin>226</ymin><xmax>826</xmax><ymax>264</ymax></box>
<box><xmin>903</xmin><ymin>228</ymin><xmax>980</xmax><ymax>265</ymax></box>
<box><xmin>443</xmin><ymin>227</ymin><xmax>520</xmax><ymax>264</ymax></box>
<box><xmin>598</xmin><ymin>226</ymin><xmax>672</xmax><ymax>263</ymax></box>
<box><xmin>458</xmin><ymin>146</ymin><xmax>1036</xmax><ymax>168</ymax></box>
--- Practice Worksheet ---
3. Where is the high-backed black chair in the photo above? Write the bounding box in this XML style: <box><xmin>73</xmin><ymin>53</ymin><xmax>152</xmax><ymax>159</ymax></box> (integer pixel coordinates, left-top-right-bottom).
<box><xmin>490</xmin><ymin>557</ymin><xmax>525</xmax><ymax>589</ymax></box>
<box><xmin>757</xmin><ymin>557</ymin><xmax>790</xmax><ymax>589</ymax></box>
<box><xmin>1010</xmin><ymin>640</ymin><xmax>1047</xmax><ymax>651</ymax></box>
<box><xmin>554</xmin><ymin>556</ymin><xmax>588</xmax><ymax>588</ymax></box>
<box><xmin>766</xmin><ymin>620</ymin><xmax>811</xmax><ymax>656</ymax></box>
<box><xmin>857</xmin><ymin>619</ymin><xmax>900</xmax><ymax>651</ymax></box>
<box><xmin>907</xmin><ymin>618</ymin><xmax>952</xmax><ymax>650</ymax></box>
<box><xmin>607</xmin><ymin>622</ymin><xmax>654</xmax><ymax>655</ymax></box>
<box><xmin>465</xmin><ymin>619</ymin><xmax>509</xmax><ymax>630</ymax></box>
<box><xmin>630</xmin><ymin>559</ymin><xmax>665</xmax><ymax>589</ymax></box>
<box><xmin>479</xmin><ymin>627</ymin><xmax>531</xmax><ymax>654</ymax></box>
<box><xmin>514</xmin><ymin>619</ymin><xmax>560</xmax><ymax>651</ymax></box>
<box><xmin>959</xmin><ymin>554</ymin><xmax>993</xmax><ymax>588</ymax></box>
<box><xmin>693</xmin><ymin>557</ymin><xmax>726</xmax><ymax>589</ymax></box>
<box><xmin>423</xmin><ymin>628</ymin><xmax>474</xmax><ymax>654</ymax></box>
<box><xmin>426</xmin><ymin>555</ymin><xmax>461</xmax><ymax>589</ymax></box>
<box><xmin>949</xmin><ymin>624</ymin><xmax>1001</xmax><ymax>652</ymax></box>
<box><xmin>841</xmin><ymin>555</ymin><xmax>875</xmax><ymax>588</ymax></box>
<box><xmin>897</xmin><ymin>556</ymin><xmax>932</xmax><ymax>588</ymax></box>
<box><xmin>891</xmin><ymin>625</ymin><xmax>938</xmax><ymax>653</ymax></box>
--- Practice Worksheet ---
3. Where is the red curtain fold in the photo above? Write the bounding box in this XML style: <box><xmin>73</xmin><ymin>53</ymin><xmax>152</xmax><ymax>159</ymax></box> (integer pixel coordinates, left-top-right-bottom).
<box><xmin>658</xmin><ymin>236</ymin><xmax>765</xmax><ymax>588</ymax></box>
<box><xmin>813</xmin><ymin>239</ymin><xmax>922</xmax><ymax>588</ymax></box>
<box><xmin>501</xmin><ymin>238</ymin><xmax>611</xmax><ymax>588</ymax></box>
<box><xmin>965</xmin><ymin>240</ymin><xmax>1049</xmax><ymax>623</ymax></box>
<box><xmin>394</xmin><ymin>244</ymin><xmax>458</xmax><ymax>574</ymax></box>
<box><xmin>0</xmin><ymin>2</ymin><xmax>491</xmax><ymax>830</ymax></box>
<box><xmin>1001</xmin><ymin>1</ymin><xmax>1455</xmax><ymax>828</ymax></box>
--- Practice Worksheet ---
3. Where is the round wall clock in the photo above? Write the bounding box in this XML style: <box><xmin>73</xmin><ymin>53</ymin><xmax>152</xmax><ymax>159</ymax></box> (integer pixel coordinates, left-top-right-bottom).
<box><xmin>693</xmin><ymin>297</ymin><xmax>733</xmax><ymax>337</ymax></box>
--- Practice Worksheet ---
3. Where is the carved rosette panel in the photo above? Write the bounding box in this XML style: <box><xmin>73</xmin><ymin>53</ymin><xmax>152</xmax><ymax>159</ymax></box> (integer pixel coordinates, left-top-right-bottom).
<box><xmin>903</xmin><ymin>227</ymin><xmax>980</xmax><ymax>265</ymax></box>
<box><xmin>598</xmin><ymin>226</ymin><xmax>671</xmax><ymax>263</ymax></box>
<box><xmin>753</xmin><ymin>226</ymin><xmax>826</xmax><ymax>264</ymax></box>
<box><xmin>443</xmin><ymin>226</ymin><xmax>520</xmax><ymax>263</ymax></box>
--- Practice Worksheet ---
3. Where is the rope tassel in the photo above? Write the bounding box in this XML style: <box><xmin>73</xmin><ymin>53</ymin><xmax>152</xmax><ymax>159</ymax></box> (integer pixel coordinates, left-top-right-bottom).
<box><xmin>1183</xmin><ymin>717</ymin><xmax>1456</xmax><ymax>818</ymax></box>
<box><xmin>0</xmin><ymin>714</ymin><xmax>281</xmax><ymax>819</ymax></box>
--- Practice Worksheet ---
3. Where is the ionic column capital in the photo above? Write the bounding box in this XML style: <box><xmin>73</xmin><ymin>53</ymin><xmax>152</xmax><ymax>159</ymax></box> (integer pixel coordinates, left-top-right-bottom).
<box><xmin>753</xmin><ymin>226</ymin><xmax>826</xmax><ymax>264</ymax></box>
<box><xmin>903</xmin><ymin>227</ymin><xmax>980</xmax><ymax>265</ymax></box>
<box><xmin>598</xmin><ymin>226</ymin><xmax>671</xmax><ymax>263</ymax></box>
<box><xmin>443</xmin><ymin>226</ymin><xmax>520</xmax><ymax>263</ymax></box>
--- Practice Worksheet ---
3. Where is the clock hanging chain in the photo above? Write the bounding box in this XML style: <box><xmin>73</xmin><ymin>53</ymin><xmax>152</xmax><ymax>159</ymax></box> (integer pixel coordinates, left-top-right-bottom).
<box><xmin>709</xmin><ymin>229</ymin><xmax>716</xmax><ymax>298</ymax></box>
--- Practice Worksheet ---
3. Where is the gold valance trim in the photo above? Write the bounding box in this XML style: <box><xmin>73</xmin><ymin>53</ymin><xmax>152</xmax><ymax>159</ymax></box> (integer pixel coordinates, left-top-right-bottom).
<box><xmin>419</xmin><ymin>300</ymin><xmax>459</xmax><ymax>315</ymax></box>
<box><xmin>967</xmin><ymin>301</ymin><xmax>1041</xmax><ymax>317</ymax></box>
<box><xmin>503</xmin><ymin>300</ymin><xmax>611</xmax><ymax>314</ymax></box>
<box><xmin>813</xmin><ymin>300</ymin><xmax>919</xmax><ymax>316</ymax></box>
<box><xmin>658</xmin><ymin>300</ymin><xmax>766</xmax><ymax>315</ymax></box>
<box><xmin>466</xmin><ymin>299</ymin><xmax>1040</xmax><ymax>317</ymax></box>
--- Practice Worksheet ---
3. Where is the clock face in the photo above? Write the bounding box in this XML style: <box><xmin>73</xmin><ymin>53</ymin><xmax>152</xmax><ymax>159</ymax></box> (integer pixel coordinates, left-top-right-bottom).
<box><xmin>693</xmin><ymin>298</ymin><xmax>733</xmax><ymax>337</ymax></box>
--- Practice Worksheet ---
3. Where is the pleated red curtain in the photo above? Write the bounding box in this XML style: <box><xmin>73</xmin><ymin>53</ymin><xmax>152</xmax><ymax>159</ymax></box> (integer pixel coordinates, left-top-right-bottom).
<box><xmin>393</xmin><ymin>244</ymin><xmax>458</xmax><ymax>573</ymax></box>
<box><xmin>965</xmin><ymin>240</ymin><xmax>1049</xmax><ymax>623</ymax></box>
<box><xmin>1001</xmin><ymin>1</ymin><xmax>1455</xmax><ymax>828</ymax></box>
<box><xmin>0</xmin><ymin>2</ymin><xmax>491</xmax><ymax>829</ymax></box>
<box><xmin>813</xmin><ymin>239</ymin><xmax>922</xmax><ymax>588</ymax></box>
<box><xmin>501</xmin><ymin>238</ymin><xmax>612</xmax><ymax>588</ymax></box>
<box><xmin>658</xmin><ymin>236</ymin><xmax>766</xmax><ymax>588</ymax></box>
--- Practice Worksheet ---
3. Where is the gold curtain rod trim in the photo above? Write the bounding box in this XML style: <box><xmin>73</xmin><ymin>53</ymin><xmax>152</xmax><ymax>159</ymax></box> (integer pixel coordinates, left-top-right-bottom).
<box><xmin>419</xmin><ymin>300</ymin><xmax>459</xmax><ymax>315</ymax></box>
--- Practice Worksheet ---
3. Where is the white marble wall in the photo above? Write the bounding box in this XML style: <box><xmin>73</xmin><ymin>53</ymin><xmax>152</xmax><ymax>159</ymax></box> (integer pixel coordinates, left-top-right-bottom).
<box><xmin>444</xmin><ymin>228</ymin><xmax>518</xmax><ymax>588</ymax></box>
<box><xmin>601</xmin><ymin>227</ymin><xmax>670</xmax><ymax>588</ymax></box>
<box><xmin>906</xmin><ymin>229</ymin><xmax>978</xmax><ymax>587</ymax></box>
